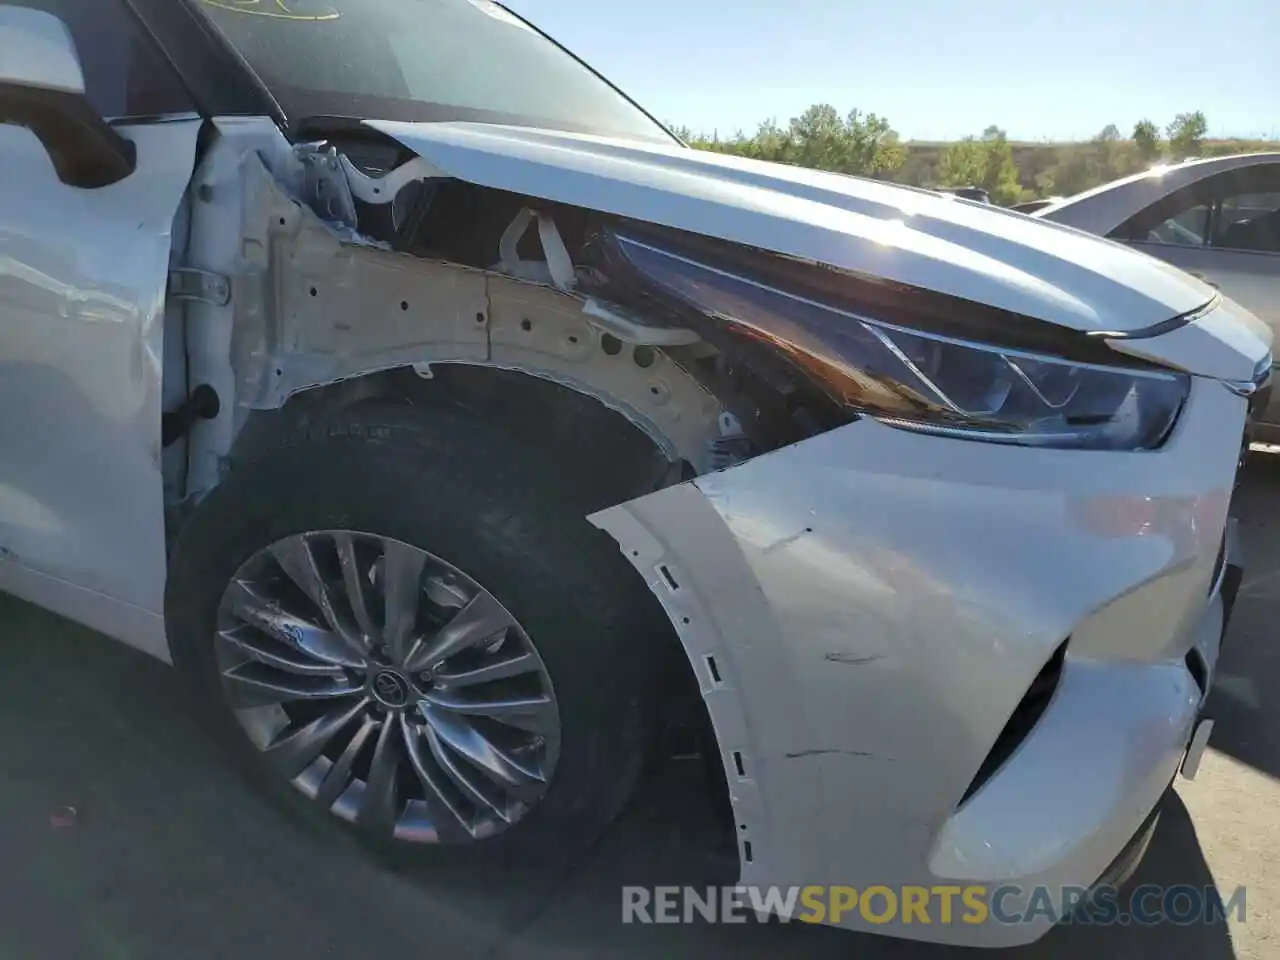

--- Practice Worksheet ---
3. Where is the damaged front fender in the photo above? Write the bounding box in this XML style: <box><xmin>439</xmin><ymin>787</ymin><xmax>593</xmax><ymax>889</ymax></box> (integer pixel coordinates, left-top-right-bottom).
<box><xmin>588</xmin><ymin>377</ymin><xmax>1240</xmax><ymax>942</ymax></box>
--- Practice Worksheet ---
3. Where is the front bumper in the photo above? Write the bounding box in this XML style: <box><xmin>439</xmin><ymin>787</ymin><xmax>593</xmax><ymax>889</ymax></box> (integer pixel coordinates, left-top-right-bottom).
<box><xmin>591</xmin><ymin>376</ymin><xmax>1247</xmax><ymax>948</ymax></box>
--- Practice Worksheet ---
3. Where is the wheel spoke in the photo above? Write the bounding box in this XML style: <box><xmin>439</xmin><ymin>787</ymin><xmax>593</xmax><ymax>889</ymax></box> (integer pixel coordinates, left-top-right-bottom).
<box><xmin>224</xmin><ymin>579</ymin><xmax>362</xmax><ymax>668</ymax></box>
<box><xmin>271</xmin><ymin>538</ymin><xmax>368</xmax><ymax>661</ymax></box>
<box><xmin>262</xmin><ymin>699</ymin><xmax>368</xmax><ymax>778</ymax></box>
<box><xmin>382</xmin><ymin>541</ymin><xmax>426</xmax><ymax>664</ymax></box>
<box><xmin>422</xmin><ymin>706</ymin><xmax>545</xmax><ymax>800</ymax></box>
<box><xmin>356</xmin><ymin>716</ymin><xmax>403</xmax><ymax>837</ymax></box>
<box><xmin>432</xmin><ymin>651</ymin><xmax>540</xmax><ymax>688</ymax></box>
<box><xmin>334</xmin><ymin>533</ymin><xmax>378</xmax><ymax>642</ymax></box>
<box><xmin>315</xmin><ymin>715</ymin><xmax>378</xmax><ymax>809</ymax></box>
<box><xmin>223</xmin><ymin>660</ymin><xmax>362</xmax><ymax>707</ymax></box>
<box><xmin>403</xmin><ymin>591</ymin><xmax>511</xmax><ymax>674</ymax></box>
<box><xmin>220</xmin><ymin>529</ymin><xmax>561</xmax><ymax>847</ymax></box>
<box><xmin>419</xmin><ymin>689</ymin><xmax>557</xmax><ymax>736</ymax></box>
<box><xmin>218</xmin><ymin>626</ymin><xmax>348</xmax><ymax>677</ymax></box>
<box><xmin>399</xmin><ymin>717</ymin><xmax>475</xmax><ymax>841</ymax></box>
<box><xmin>422</xmin><ymin>724</ymin><xmax>509</xmax><ymax>821</ymax></box>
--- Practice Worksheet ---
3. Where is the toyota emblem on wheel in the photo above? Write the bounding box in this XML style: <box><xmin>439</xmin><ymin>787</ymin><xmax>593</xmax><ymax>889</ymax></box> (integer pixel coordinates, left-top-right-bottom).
<box><xmin>371</xmin><ymin>670</ymin><xmax>410</xmax><ymax>708</ymax></box>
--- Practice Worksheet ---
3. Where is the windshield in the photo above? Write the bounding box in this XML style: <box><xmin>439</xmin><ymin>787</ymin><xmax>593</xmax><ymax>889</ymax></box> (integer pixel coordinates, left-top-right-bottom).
<box><xmin>192</xmin><ymin>0</ymin><xmax>676</xmax><ymax>143</ymax></box>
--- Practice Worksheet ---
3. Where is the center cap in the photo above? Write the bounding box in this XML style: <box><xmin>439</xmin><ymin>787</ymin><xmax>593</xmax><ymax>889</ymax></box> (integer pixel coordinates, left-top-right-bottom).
<box><xmin>371</xmin><ymin>670</ymin><xmax>411</xmax><ymax>708</ymax></box>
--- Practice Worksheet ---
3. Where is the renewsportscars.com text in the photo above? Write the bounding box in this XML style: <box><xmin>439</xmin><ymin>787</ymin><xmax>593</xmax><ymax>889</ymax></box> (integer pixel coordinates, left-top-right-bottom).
<box><xmin>622</xmin><ymin>884</ymin><xmax>1246</xmax><ymax>927</ymax></box>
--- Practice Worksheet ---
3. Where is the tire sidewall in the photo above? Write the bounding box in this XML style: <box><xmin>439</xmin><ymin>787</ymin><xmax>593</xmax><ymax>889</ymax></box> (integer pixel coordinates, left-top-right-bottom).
<box><xmin>166</xmin><ymin>411</ymin><xmax>662</xmax><ymax>868</ymax></box>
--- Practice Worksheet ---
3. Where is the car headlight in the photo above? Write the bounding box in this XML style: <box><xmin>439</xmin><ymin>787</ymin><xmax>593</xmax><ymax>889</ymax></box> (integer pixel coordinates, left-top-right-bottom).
<box><xmin>611</xmin><ymin>234</ymin><xmax>1189</xmax><ymax>451</ymax></box>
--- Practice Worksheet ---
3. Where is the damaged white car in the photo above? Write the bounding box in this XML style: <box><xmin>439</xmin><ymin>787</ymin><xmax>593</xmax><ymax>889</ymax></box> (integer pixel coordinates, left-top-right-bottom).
<box><xmin>0</xmin><ymin>0</ymin><xmax>1271</xmax><ymax>948</ymax></box>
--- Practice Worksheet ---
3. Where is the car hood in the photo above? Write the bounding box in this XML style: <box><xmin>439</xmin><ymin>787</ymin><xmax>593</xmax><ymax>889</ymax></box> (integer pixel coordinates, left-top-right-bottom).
<box><xmin>366</xmin><ymin>120</ymin><xmax>1219</xmax><ymax>335</ymax></box>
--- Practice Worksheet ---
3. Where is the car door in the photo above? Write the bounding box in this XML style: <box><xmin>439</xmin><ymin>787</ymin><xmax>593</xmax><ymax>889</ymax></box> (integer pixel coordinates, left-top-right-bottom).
<box><xmin>1109</xmin><ymin>164</ymin><xmax>1280</xmax><ymax>338</ymax></box>
<box><xmin>0</xmin><ymin>0</ymin><xmax>201</xmax><ymax>656</ymax></box>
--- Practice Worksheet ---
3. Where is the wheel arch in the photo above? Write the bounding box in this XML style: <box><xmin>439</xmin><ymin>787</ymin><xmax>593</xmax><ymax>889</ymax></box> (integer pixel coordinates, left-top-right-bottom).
<box><xmin>169</xmin><ymin>137</ymin><xmax>743</xmax><ymax>854</ymax></box>
<box><xmin>180</xmin><ymin>359</ymin><xmax>736</xmax><ymax>842</ymax></box>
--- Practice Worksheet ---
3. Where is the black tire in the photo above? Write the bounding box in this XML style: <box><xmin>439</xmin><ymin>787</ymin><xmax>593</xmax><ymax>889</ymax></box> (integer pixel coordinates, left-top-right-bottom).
<box><xmin>165</xmin><ymin>404</ymin><xmax>667</xmax><ymax>869</ymax></box>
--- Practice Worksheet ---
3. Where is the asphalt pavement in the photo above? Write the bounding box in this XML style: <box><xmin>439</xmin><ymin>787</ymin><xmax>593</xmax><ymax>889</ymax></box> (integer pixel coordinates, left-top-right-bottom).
<box><xmin>2</xmin><ymin>459</ymin><xmax>1278</xmax><ymax>959</ymax></box>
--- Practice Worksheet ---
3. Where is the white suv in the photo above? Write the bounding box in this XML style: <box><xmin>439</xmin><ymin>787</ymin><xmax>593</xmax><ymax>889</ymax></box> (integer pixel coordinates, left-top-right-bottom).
<box><xmin>0</xmin><ymin>1</ymin><xmax>1268</xmax><ymax>947</ymax></box>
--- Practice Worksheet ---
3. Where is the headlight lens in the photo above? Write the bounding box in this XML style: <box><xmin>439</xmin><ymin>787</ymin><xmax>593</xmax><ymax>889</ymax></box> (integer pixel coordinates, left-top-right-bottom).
<box><xmin>613</xmin><ymin>235</ymin><xmax>1189</xmax><ymax>451</ymax></box>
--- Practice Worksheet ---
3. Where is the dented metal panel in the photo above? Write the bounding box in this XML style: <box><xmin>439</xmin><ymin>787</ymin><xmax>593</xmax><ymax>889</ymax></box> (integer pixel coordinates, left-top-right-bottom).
<box><xmin>0</xmin><ymin>119</ymin><xmax>200</xmax><ymax>657</ymax></box>
<box><xmin>590</xmin><ymin>375</ymin><xmax>1244</xmax><ymax>946</ymax></box>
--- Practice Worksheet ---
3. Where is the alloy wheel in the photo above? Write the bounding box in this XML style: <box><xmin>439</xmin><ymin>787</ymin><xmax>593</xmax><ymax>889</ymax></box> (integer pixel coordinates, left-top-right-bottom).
<box><xmin>214</xmin><ymin>530</ymin><xmax>561</xmax><ymax>843</ymax></box>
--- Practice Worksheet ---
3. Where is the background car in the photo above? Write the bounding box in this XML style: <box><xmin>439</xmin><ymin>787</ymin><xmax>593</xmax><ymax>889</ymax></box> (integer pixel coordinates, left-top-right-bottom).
<box><xmin>1011</xmin><ymin>197</ymin><xmax>1063</xmax><ymax>214</ymax></box>
<box><xmin>1036</xmin><ymin>154</ymin><xmax>1280</xmax><ymax>438</ymax></box>
<box><xmin>936</xmin><ymin>185</ymin><xmax>991</xmax><ymax>203</ymax></box>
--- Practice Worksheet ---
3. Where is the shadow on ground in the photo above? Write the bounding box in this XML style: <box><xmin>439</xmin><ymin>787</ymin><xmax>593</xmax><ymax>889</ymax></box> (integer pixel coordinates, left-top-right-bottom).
<box><xmin>1200</xmin><ymin>454</ymin><xmax>1280</xmax><ymax>783</ymax></box>
<box><xmin>6</xmin><ymin>460</ymin><xmax>1280</xmax><ymax>957</ymax></box>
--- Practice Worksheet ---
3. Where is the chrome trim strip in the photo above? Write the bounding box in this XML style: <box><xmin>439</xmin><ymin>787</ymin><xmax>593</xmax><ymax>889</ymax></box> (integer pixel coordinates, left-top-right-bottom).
<box><xmin>1087</xmin><ymin>293</ymin><xmax>1222</xmax><ymax>341</ymax></box>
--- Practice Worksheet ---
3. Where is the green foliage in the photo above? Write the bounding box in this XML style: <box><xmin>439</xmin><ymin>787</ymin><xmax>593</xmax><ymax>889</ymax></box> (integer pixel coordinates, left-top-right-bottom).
<box><xmin>1133</xmin><ymin>119</ymin><xmax>1162</xmax><ymax>163</ymax></box>
<box><xmin>934</xmin><ymin>126</ymin><xmax>1024</xmax><ymax>204</ymax></box>
<box><xmin>688</xmin><ymin>104</ymin><xmax>906</xmax><ymax>177</ymax></box>
<box><xmin>936</xmin><ymin>137</ymin><xmax>986</xmax><ymax>187</ymax></box>
<box><xmin>683</xmin><ymin>107</ymin><xmax>1275</xmax><ymax>206</ymax></box>
<box><xmin>1167</xmin><ymin>111</ymin><xmax>1208</xmax><ymax>160</ymax></box>
<box><xmin>980</xmin><ymin>126</ymin><xmax>1025</xmax><ymax>205</ymax></box>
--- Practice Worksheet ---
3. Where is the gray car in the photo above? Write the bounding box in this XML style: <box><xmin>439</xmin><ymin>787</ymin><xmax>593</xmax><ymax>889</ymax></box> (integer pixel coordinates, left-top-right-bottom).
<box><xmin>1037</xmin><ymin>153</ymin><xmax>1280</xmax><ymax>440</ymax></box>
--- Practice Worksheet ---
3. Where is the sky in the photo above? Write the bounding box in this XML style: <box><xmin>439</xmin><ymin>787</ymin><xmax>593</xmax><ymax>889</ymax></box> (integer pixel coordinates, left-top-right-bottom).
<box><xmin>505</xmin><ymin>0</ymin><xmax>1279</xmax><ymax>142</ymax></box>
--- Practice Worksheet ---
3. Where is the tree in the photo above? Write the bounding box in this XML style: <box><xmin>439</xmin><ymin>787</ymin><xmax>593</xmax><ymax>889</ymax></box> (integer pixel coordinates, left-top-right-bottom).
<box><xmin>1133</xmin><ymin>119</ymin><xmax>1162</xmax><ymax>163</ymax></box>
<box><xmin>783</xmin><ymin>104</ymin><xmax>906</xmax><ymax>176</ymax></box>
<box><xmin>786</xmin><ymin>103</ymin><xmax>846</xmax><ymax>169</ymax></box>
<box><xmin>686</xmin><ymin>104</ymin><xmax>907</xmax><ymax>179</ymax></box>
<box><xmin>1166</xmin><ymin>111</ymin><xmax>1207</xmax><ymax>160</ymax></box>
<box><xmin>836</xmin><ymin>109</ymin><xmax>906</xmax><ymax>177</ymax></box>
<box><xmin>936</xmin><ymin>136</ymin><xmax>987</xmax><ymax>187</ymax></box>
<box><xmin>938</xmin><ymin>127</ymin><xmax>1023</xmax><ymax>204</ymax></box>
<box><xmin>677</xmin><ymin>103</ymin><xmax>1275</xmax><ymax>203</ymax></box>
<box><xmin>980</xmin><ymin>126</ymin><xmax>1025</xmax><ymax>205</ymax></box>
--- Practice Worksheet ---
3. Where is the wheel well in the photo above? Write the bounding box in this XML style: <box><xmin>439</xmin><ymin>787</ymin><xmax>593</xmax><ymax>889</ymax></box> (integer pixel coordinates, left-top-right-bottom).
<box><xmin>226</xmin><ymin>363</ymin><xmax>730</xmax><ymax>818</ymax></box>
<box><xmin>231</xmin><ymin>363</ymin><xmax>693</xmax><ymax>511</ymax></box>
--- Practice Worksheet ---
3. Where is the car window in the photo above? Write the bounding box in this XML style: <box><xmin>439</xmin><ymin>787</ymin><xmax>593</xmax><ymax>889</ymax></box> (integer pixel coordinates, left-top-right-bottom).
<box><xmin>17</xmin><ymin>0</ymin><xmax>193</xmax><ymax>119</ymax></box>
<box><xmin>1214</xmin><ymin>192</ymin><xmax>1280</xmax><ymax>255</ymax></box>
<box><xmin>1119</xmin><ymin>166</ymin><xmax>1280</xmax><ymax>256</ymax></box>
<box><xmin>1148</xmin><ymin>205</ymin><xmax>1211</xmax><ymax>247</ymax></box>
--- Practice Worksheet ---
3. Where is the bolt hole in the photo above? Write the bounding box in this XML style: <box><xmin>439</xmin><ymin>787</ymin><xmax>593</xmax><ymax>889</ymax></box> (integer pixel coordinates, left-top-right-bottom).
<box><xmin>681</xmin><ymin>616</ymin><xmax>690</xmax><ymax>625</ymax></box>
<box><xmin>520</xmin><ymin>318</ymin><xmax>532</xmax><ymax>332</ymax></box>
<box><xmin>568</xmin><ymin>335</ymin><xmax>579</xmax><ymax>345</ymax></box>
<box><xmin>659</xmin><ymin>565</ymin><xmax>680</xmax><ymax>591</ymax></box>
<box><xmin>601</xmin><ymin>334</ymin><xmax>623</xmax><ymax>356</ymax></box>
<box><xmin>475</xmin><ymin>312</ymin><xmax>486</xmax><ymax>324</ymax></box>
<box><xmin>739</xmin><ymin>823</ymin><xmax>748</xmax><ymax>832</ymax></box>
<box><xmin>309</xmin><ymin>287</ymin><xmax>318</xmax><ymax>297</ymax></box>
<box><xmin>633</xmin><ymin>346</ymin><xmax>656</xmax><ymax>368</ymax></box>
<box><xmin>649</xmin><ymin>386</ymin><xmax>661</xmax><ymax>396</ymax></box>
<box><xmin>278</xmin><ymin>217</ymin><xmax>286</xmax><ymax>226</ymax></box>
<box><xmin>400</xmin><ymin>300</ymin><xmax>409</xmax><ymax>311</ymax></box>
<box><xmin>631</xmin><ymin>550</ymin><xmax>640</xmax><ymax>557</ymax></box>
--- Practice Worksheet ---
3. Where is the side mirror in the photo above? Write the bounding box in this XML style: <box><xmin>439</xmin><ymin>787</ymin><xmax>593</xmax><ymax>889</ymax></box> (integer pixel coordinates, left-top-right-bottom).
<box><xmin>0</xmin><ymin>6</ymin><xmax>136</xmax><ymax>188</ymax></box>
